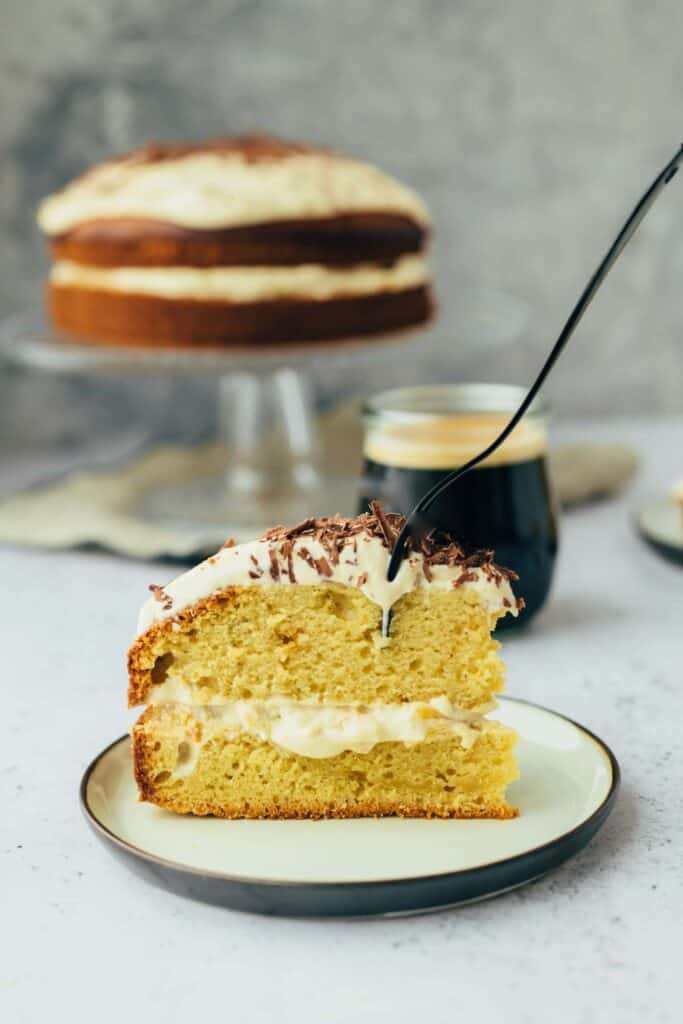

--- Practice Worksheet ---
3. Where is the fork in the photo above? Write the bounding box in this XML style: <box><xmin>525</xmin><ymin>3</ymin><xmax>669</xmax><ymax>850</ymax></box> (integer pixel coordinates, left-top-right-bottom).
<box><xmin>381</xmin><ymin>143</ymin><xmax>683</xmax><ymax>638</ymax></box>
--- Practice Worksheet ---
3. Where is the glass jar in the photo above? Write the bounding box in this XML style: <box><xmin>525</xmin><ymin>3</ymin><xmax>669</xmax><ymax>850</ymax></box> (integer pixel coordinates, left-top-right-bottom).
<box><xmin>359</xmin><ymin>384</ymin><xmax>558</xmax><ymax>628</ymax></box>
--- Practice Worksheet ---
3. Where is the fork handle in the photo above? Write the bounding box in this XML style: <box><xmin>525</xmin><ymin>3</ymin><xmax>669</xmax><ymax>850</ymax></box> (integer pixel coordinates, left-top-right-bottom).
<box><xmin>386</xmin><ymin>143</ymin><xmax>683</xmax><ymax>584</ymax></box>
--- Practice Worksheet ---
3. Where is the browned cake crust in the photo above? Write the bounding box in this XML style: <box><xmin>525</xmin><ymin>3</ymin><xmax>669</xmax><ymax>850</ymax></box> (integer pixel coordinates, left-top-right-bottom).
<box><xmin>50</xmin><ymin>214</ymin><xmax>427</xmax><ymax>268</ymax></box>
<box><xmin>128</xmin><ymin>585</ymin><xmax>244</xmax><ymax>707</ymax></box>
<box><xmin>48</xmin><ymin>281</ymin><xmax>433</xmax><ymax>347</ymax></box>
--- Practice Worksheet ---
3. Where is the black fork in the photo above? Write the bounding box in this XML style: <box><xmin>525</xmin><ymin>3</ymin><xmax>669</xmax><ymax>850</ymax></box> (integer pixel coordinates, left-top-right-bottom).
<box><xmin>381</xmin><ymin>143</ymin><xmax>683</xmax><ymax>639</ymax></box>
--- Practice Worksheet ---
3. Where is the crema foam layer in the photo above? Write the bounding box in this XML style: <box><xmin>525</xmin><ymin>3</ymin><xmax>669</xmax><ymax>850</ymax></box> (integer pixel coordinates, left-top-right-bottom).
<box><xmin>50</xmin><ymin>254</ymin><xmax>428</xmax><ymax>303</ymax></box>
<box><xmin>158</xmin><ymin>695</ymin><xmax>493</xmax><ymax>763</ymax></box>
<box><xmin>364</xmin><ymin>412</ymin><xmax>547</xmax><ymax>470</ymax></box>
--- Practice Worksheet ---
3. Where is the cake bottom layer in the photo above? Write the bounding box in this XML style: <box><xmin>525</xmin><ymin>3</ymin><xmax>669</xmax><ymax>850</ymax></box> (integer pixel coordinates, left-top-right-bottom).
<box><xmin>132</xmin><ymin>706</ymin><xmax>519</xmax><ymax>819</ymax></box>
<box><xmin>48</xmin><ymin>283</ymin><xmax>432</xmax><ymax>347</ymax></box>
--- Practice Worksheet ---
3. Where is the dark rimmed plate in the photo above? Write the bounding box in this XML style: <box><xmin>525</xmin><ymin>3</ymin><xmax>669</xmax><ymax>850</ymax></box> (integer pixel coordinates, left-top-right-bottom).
<box><xmin>80</xmin><ymin>698</ymin><xmax>619</xmax><ymax>918</ymax></box>
<box><xmin>637</xmin><ymin>495</ymin><xmax>683</xmax><ymax>566</ymax></box>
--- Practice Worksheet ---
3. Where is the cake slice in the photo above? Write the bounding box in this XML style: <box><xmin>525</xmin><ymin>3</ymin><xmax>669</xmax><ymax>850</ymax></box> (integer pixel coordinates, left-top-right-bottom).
<box><xmin>128</xmin><ymin>506</ymin><xmax>522</xmax><ymax>818</ymax></box>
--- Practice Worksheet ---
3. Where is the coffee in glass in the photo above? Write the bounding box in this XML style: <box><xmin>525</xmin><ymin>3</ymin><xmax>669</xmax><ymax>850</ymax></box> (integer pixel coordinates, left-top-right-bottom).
<box><xmin>359</xmin><ymin>384</ymin><xmax>558</xmax><ymax>628</ymax></box>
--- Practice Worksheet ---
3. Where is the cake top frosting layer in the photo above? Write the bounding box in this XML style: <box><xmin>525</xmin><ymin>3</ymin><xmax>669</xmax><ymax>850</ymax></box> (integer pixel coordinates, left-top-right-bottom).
<box><xmin>37</xmin><ymin>135</ymin><xmax>431</xmax><ymax>235</ymax></box>
<box><xmin>137</xmin><ymin>504</ymin><xmax>520</xmax><ymax>636</ymax></box>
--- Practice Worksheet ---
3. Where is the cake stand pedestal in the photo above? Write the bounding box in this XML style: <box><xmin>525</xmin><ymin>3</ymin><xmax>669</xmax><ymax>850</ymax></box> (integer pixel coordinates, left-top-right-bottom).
<box><xmin>1</xmin><ymin>314</ymin><xmax>421</xmax><ymax>544</ymax></box>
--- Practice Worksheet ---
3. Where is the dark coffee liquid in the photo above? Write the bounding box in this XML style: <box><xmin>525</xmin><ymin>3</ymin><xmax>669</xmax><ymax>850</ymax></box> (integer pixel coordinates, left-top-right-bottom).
<box><xmin>359</xmin><ymin>456</ymin><xmax>558</xmax><ymax>628</ymax></box>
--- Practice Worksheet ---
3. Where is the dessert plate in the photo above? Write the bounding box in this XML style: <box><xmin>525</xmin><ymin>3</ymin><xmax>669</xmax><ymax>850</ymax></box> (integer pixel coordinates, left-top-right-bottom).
<box><xmin>81</xmin><ymin>698</ymin><xmax>618</xmax><ymax>918</ymax></box>
<box><xmin>637</xmin><ymin>495</ymin><xmax>683</xmax><ymax>566</ymax></box>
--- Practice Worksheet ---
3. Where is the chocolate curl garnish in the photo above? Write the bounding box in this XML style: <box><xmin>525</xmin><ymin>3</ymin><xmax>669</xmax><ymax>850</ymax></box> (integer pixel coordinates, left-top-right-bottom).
<box><xmin>279</xmin><ymin>539</ymin><xmax>297</xmax><ymax>583</ymax></box>
<box><xmin>369</xmin><ymin>500</ymin><xmax>397</xmax><ymax>550</ymax></box>
<box><xmin>256</xmin><ymin>503</ymin><xmax>514</xmax><ymax>582</ymax></box>
<box><xmin>314</xmin><ymin>556</ymin><xmax>333</xmax><ymax>578</ymax></box>
<box><xmin>297</xmin><ymin>547</ymin><xmax>317</xmax><ymax>571</ymax></box>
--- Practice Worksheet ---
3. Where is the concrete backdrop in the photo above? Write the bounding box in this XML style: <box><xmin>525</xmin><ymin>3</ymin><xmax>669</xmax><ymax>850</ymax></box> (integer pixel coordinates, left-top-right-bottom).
<box><xmin>1</xmin><ymin>0</ymin><xmax>682</xmax><ymax>451</ymax></box>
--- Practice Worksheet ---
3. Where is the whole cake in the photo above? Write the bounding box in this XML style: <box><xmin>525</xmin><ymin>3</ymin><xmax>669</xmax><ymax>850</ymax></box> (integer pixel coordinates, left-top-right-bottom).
<box><xmin>128</xmin><ymin>504</ymin><xmax>521</xmax><ymax>818</ymax></box>
<box><xmin>37</xmin><ymin>136</ymin><xmax>433</xmax><ymax>347</ymax></box>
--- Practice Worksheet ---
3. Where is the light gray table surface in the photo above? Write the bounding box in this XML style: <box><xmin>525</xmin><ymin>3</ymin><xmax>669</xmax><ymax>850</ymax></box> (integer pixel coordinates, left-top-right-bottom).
<box><xmin>2</xmin><ymin>416</ymin><xmax>681</xmax><ymax>1024</ymax></box>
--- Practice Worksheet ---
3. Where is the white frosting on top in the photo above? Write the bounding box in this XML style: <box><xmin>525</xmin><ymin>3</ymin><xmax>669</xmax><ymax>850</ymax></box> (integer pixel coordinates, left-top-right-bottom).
<box><xmin>138</xmin><ymin>532</ymin><xmax>517</xmax><ymax>636</ymax></box>
<box><xmin>50</xmin><ymin>253</ymin><xmax>428</xmax><ymax>302</ymax></box>
<box><xmin>37</xmin><ymin>150</ymin><xmax>430</xmax><ymax>234</ymax></box>
<box><xmin>166</xmin><ymin>696</ymin><xmax>493</xmax><ymax>763</ymax></box>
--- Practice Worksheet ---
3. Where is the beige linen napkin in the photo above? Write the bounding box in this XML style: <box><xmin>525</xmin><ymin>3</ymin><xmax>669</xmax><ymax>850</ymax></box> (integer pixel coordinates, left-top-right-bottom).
<box><xmin>0</xmin><ymin>402</ymin><xmax>638</xmax><ymax>559</ymax></box>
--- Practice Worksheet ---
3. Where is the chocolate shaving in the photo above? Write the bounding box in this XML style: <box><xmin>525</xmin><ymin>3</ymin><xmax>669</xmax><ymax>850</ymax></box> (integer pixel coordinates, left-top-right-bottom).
<box><xmin>455</xmin><ymin>569</ymin><xmax>478</xmax><ymax>586</ymax></box>
<box><xmin>248</xmin><ymin>571</ymin><xmax>262</xmax><ymax>580</ymax></box>
<box><xmin>148</xmin><ymin>584</ymin><xmax>173</xmax><ymax>611</ymax></box>
<box><xmin>257</xmin><ymin>501</ymin><xmax>515</xmax><ymax>584</ymax></box>
<box><xmin>279</xmin><ymin>539</ymin><xmax>297</xmax><ymax>583</ymax></box>
<box><xmin>369</xmin><ymin>499</ymin><xmax>396</xmax><ymax>549</ymax></box>
<box><xmin>268</xmin><ymin>548</ymin><xmax>281</xmax><ymax>581</ymax></box>
<box><xmin>356</xmin><ymin>571</ymin><xmax>368</xmax><ymax>588</ymax></box>
<box><xmin>297</xmin><ymin>546</ymin><xmax>317</xmax><ymax>571</ymax></box>
<box><xmin>287</xmin><ymin>517</ymin><xmax>317</xmax><ymax>536</ymax></box>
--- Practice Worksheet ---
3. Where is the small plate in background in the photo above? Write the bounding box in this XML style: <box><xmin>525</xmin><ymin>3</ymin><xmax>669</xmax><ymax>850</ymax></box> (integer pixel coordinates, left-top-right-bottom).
<box><xmin>81</xmin><ymin>698</ymin><xmax>619</xmax><ymax>918</ymax></box>
<box><xmin>637</xmin><ymin>495</ymin><xmax>683</xmax><ymax>566</ymax></box>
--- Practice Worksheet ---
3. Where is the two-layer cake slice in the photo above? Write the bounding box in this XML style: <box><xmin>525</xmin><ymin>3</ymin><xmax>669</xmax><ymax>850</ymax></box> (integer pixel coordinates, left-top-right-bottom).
<box><xmin>128</xmin><ymin>507</ymin><xmax>522</xmax><ymax>819</ymax></box>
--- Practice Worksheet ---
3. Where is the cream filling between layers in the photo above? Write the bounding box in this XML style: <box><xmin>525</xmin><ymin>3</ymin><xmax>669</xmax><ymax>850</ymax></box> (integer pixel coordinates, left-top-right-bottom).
<box><xmin>50</xmin><ymin>255</ymin><xmax>428</xmax><ymax>302</ymax></box>
<box><xmin>137</xmin><ymin>534</ymin><xmax>517</xmax><ymax>635</ymax></box>
<box><xmin>159</xmin><ymin>695</ymin><xmax>494</xmax><ymax>766</ymax></box>
<box><xmin>37</xmin><ymin>151</ymin><xmax>431</xmax><ymax>234</ymax></box>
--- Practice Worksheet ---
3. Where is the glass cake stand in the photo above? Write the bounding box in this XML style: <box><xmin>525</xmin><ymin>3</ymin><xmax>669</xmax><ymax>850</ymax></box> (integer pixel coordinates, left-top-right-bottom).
<box><xmin>0</xmin><ymin>312</ymin><xmax>425</xmax><ymax>545</ymax></box>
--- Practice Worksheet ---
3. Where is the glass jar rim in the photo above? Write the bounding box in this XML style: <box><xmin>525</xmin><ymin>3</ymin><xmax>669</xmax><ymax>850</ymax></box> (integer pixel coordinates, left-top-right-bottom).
<box><xmin>362</xmin><ymin>383</ymin><xmax>549</xmax><ymax>424</ymax></box>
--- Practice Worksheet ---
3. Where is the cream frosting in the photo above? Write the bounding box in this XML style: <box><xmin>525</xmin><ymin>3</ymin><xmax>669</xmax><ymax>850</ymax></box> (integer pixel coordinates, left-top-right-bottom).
<box><xmin>37</xmin><ymin>150</ymin><xmax>430</xmax><ymax>234</ymax></box>
<box><xmin>165</xmin><ymin>696</ymin><xmax>492</xmax><ymax>763</ymax></box>
<box><xmin>50</xmin><ymin>254</ymin><xmax>428</xmax><ymax>302</ymax></box>
<box><xmin>137</xmin><ymin>532</ymin><xmax>517</xmax><ymax>636</ymax></box>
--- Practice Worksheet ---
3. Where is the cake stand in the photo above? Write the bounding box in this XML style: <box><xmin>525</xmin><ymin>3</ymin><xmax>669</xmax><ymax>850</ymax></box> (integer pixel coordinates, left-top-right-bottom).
<box><xmin>0</xmin><ymin>312</ymin><xmax>425</xmax><ymax>546</ymax></box>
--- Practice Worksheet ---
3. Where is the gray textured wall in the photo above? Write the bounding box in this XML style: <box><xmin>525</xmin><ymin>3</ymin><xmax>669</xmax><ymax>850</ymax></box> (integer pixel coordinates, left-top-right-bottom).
<box><xmin>2</xmin><ymin>0</ymin><xmax>683</xmax><ymax>450</ymax></box>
